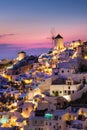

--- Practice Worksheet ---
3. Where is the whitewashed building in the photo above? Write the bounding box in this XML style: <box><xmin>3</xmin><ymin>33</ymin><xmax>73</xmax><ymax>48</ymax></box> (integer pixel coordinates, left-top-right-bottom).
<box><xmin>50</xmin><ymin>78</ymin><xmax>81</xmax><ymax>101</ymax></box>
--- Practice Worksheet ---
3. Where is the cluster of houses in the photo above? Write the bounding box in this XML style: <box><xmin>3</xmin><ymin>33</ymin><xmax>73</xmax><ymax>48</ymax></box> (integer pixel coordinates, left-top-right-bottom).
<box><xmin>0</xmin><ymin>34</ymin><xmax>87</xmax><ymax>130</ymax></box>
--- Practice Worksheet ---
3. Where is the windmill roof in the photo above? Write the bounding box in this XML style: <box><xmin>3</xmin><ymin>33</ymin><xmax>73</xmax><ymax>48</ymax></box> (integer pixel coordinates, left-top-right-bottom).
<box><xmin>55</xmin><ymin>34</ymin><xmax>63</xmax><ymax>39</ymax></box>
<box><xmin>18</xmin><ymin>51</ymin><xmax>26</xmax><ymax>54</ymax></box>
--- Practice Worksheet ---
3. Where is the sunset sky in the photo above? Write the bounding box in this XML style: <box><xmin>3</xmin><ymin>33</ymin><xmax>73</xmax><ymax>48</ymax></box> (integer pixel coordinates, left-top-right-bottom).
<box><xmin>0</xmin><ymin>0</ymin><xmax>87</xmax><ymax>48</ymax></box>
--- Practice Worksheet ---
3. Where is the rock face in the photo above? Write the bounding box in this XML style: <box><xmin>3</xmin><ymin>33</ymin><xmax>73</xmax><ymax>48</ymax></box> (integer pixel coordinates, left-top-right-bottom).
<box><xmin>78</xmin><ymin>57</ymin><xmax>87</xmax><ymax>72</ymax></box>
<box><xmin>39</xmin><ymin>78</ymin><xmax>52</xmax><ymax>92</ymax></box>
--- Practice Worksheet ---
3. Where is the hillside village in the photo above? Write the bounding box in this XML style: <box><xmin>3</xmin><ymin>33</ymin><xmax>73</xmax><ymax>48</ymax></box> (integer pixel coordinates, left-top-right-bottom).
<box><xmin>0</xmin><ymin>34</ymin><xmax>87</xmax><ymax>130</ymax></box>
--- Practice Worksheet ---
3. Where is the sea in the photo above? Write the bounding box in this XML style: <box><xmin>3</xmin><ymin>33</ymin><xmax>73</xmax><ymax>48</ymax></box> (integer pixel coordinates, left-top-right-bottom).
<box><xmin>0</xmin><ymin>44</ymin><xmax>50</xmax><ymax>60</ymax></box>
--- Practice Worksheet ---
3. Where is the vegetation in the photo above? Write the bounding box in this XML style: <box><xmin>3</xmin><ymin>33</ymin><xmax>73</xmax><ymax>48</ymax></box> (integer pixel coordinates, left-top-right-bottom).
<box><xmin>53</xmin><ymin>91</ymin><xmax>59</xmax><ymax>96</ymax></box>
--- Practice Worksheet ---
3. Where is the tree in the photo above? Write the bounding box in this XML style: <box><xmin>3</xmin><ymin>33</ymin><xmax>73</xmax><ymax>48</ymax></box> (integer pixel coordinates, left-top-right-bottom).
<box><xmin>54</xmin><ymin>91</ymin><xmax>59</xmax><ymax>96</ymax></box>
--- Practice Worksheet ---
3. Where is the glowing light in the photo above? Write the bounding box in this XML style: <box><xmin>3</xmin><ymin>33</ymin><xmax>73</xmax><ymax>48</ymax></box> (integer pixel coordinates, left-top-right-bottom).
<box><xmin>45</xmin><ymin>113</ymin><xmax>53</xmax><ymax>120</ymax></box>
<box><xmin>84</xmin><ymin>55</ymin><xmax>87</xmax><ymax>59</ymax></box>
<box><xmin>2</xmin><ymin>74</ymin><xmax>12</xmax><ymax>81</ymax></box>
<box><xmin>0</xmin><ymin>116</ymin><xmax>9</xmax><ymax>124</ymax></box>
<box><xmin>23</xmin><ymin>79</ymin><xmax>32</xmax><ymax>84</ymax></box>
<box><xmin>20</xmin><ymin>128</ymin><xmax>24</xmax><ymax>130</ymax></box>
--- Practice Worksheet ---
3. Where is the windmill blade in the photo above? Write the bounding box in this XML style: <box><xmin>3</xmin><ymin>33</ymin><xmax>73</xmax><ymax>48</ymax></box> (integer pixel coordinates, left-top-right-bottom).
<box><xmin>51</xmin><ymin>28</ymin><xmax>56</xmax><ymax>39</ymax></box>
<box><xmin>46</xmin><ymin>28</ymin><xmax>56</xmax><ymax>48</ymax></box>
<box><xmin>46</xmin><ymin>36</ymin><xmax>51</xmax><ymax>39</ymax></box>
